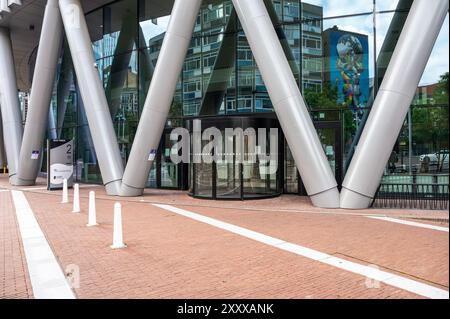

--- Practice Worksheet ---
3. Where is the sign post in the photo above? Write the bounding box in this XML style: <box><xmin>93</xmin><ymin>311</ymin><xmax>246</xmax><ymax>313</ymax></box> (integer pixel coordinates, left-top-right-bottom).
<box><xmin>47</xmin><ymin>139</ymin><xmax>74</xmax><ymax>190</ymax></box>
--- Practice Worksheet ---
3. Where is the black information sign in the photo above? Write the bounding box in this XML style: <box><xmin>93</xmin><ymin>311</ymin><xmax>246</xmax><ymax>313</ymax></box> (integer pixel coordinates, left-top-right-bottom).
<box><xmin>47</xmin><ymin>139</ymin><xmax>74</xmax><ymax>190</ymax></box>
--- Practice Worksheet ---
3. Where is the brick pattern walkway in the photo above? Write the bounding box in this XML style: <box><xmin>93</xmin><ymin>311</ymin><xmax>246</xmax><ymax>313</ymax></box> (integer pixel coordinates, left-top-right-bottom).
<box><xmin>9</xmin><ymin>191</ymin><xmax>430</xmax><ymax>299</ymax></box>
<box><xmin>188</xmin><ymin>206</ymin><xmax>449</xmax><ymax>287</ymax></box>
<box><xmin>0</xmin><ymin>191</ymin><xmax>33</xmax><ymax>299</ymax></box>
<box><xmin>0</xmin><ymin>176</ymin><xmax>448</xmax><ymax>299</ymax></box>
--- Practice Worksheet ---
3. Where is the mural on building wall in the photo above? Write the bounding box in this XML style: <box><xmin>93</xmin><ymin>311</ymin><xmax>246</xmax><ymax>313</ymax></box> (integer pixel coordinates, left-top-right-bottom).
<box><xmin>323</xmin><ymin>27</ymin><xmax>369</xmax><ymax>120</ymax></box>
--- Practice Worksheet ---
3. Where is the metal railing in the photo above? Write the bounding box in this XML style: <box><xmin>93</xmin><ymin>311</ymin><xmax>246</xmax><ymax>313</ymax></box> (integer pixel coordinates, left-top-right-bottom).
<box><xmin>373</xmin><ymin>182</ymin><xmax>449</xmax><ymax>210</ymax></box>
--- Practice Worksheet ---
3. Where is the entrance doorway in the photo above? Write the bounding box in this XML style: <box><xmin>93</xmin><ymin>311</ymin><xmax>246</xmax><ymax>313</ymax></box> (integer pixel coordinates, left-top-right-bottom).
<box><xmin>187</xmin><ymin>116</ymin><xmax>283</xmax><ymax>200</ymax></box>
<box><xmin>147</xmin><ymin>128</ymin><xmax>185</xmax><ymax>189</ymax></box>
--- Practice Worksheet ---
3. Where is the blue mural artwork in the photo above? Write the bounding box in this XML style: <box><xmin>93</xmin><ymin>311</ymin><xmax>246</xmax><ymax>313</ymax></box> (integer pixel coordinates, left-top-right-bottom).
<box><xmin>327</xmin><ymin>30</ymin><xmax>370</xmax><ymax>116</ymax></box>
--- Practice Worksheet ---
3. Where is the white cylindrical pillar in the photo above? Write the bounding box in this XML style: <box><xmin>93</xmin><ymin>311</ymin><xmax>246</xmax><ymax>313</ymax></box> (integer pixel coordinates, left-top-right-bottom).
<box><xmin>231</xmin><ymin>0</ymin><xmax>339</xmax><ymax>208</ymax></box>
<box><xmin>0</xmin><ymin>27</ymin><xmax>23</xmax><ymax>182</ymax></box>
<box><xmin>87</xmin><ymin>190</ymin><xmax>98</xmax><ymax>226</ymax></box>
<box><xmin>340</xmin><ymin>0</ymin><xmax>449</xmax><ymax>209</ymax></box>
<box><xmin>111</xmin><ymin>202</ymin><xmax>126</xmax><ymax>249</ymax></box>
<box><xmin>62</xmin><ymin>178</ymin><xmax>69</xmax><ymax>203</ymax></box>
<box><xmin>120</xmin><ymin>0</ymin><xmax>203</xmax><ymax>196</ymax></box>
<box><xmin>14</xmin><ymin>0</ymin><xmax>63</xmax><ymax>186</ymax></box>
<box><xmin>59</xmin><ymin>0</ymin><xmax>124</xmax><ymax>195</ymax></box>
<box><xmin>72</xmin><ymin>183</ymin><xmax>80</xmax><ymax>213</ymax></box>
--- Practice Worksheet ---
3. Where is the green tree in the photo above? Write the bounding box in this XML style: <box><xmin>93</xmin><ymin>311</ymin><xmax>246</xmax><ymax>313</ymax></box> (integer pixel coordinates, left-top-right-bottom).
<box><xmin>412</xmin><ymin>72</ymin><xmax>449</xmax><ymax>165</ymax></box>
<box><xmin>304</xmin><ymin>83</ymin><xmax>339</xmax><ymax>109</ymax></box>
<box><xmin>433</xmin><ymin>72</ymin><xmax>449</xmax><ymax>104</ymax></box>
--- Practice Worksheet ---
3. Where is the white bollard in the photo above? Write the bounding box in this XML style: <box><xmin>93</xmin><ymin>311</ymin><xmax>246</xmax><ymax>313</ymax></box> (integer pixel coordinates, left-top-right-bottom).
<box><xmin>72</xmin><ymin>183</ymin><xmax>80</xmax><ymax>213</ymax></box>
<box><xmin>87</xmin><ymin>191</ymin><xmax>98</xmax><ymax>227</ymax></box>
<box><xmin>61</xmin><ymin>178</ymin><xmax>69</xmax><ymax>203</ymax></box>
<box><xmin>110</xmin><ymin>203</ymin><xmax>126</xmax><ymax>249</ymax></box>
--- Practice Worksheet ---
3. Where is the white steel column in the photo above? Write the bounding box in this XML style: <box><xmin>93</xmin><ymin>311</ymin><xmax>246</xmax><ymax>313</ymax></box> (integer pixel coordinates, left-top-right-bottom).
<box><xmin>340</xmin><ymin>0</ymin><xmax>449</xmax><ymax>209</ymax></box>
<box><xmin>0</xmin><ymin>27</ymin><xmax>23</xmax><ymax>181</ymax></box>
<box><xmin>59</xmin><ymin>0</ymin><xmax>124</xmax><ymax>195</ymax></box>
<box><xmin>13</xmin><ymin>0</ymin><xmax>63</xmax><ymax>186</ymax></box>
<box><xmin>231</xmin><ymin>0</ymin><xmax>339</xmax><ymax>208</ymax></box>
<box><xmin>120</xmin><ymin>0</ymin><xmax>202</xmax><ymax>196</ymax></box>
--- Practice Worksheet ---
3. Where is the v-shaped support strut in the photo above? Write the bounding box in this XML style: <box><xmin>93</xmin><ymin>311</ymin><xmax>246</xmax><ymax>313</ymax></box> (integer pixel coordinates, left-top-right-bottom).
<box><xmin>340</xmin><ymin>0</ymin><xmax>449</xmax><ymax>209</ymax></box>
<box><xmin>58</xmin><ymin>0</ymin><xmax>339</xmax><ymax>207</ymax></box>
<box><xmin>231</xmin><ymin>0</ymin><xmax>340</xmax><ymax>207</ymax></box>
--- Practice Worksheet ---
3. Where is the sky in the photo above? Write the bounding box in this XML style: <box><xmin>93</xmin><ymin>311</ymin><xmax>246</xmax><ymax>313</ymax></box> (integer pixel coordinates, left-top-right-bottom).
<box><xmin>140</xmin><ymin>0</ymin><xmax>448</xmax><ymax>86</ymax></box>
<box><xmin>140</xmin><ymin>16</ymin><xmax>170</xmax><ymax>43</ymax></box>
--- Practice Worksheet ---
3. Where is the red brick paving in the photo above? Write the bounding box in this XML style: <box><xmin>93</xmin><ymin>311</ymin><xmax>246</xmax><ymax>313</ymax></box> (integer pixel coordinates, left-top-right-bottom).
<box><xmin>0</xmin><ymin>176</ymin><xmax>448</xmax><ymax>299</ymax></box>
<box><xmin>0</xmin><ymin>191</ymin><xmax>33</xmax><ymax>299</ymax></box>
<box><xmin>18</xmin><ymin>191</ymin><xmax>423</xmax><ymax>299</ymax></box>
<box><xmin>185</xmin><ymin>206</ymin><xmax>449</xmax><ymax>288</ymax></box>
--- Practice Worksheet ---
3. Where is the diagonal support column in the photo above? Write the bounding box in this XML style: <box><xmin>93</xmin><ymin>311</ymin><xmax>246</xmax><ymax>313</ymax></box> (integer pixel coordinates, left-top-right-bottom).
<box><xmin>340</xmin><ymin>0</ymin><xmax>449</xmax><ymax>209</ymax></box>
<box><xmin>56</xmin><ymin>44</ymin><xmax>74</xmax><ymax>138</ymax></box>
<box><xmin>48</xmin><ymin>108</ymin><xmax>58</xmax><ymax>141</ymax></box>
<box><xmin>231</xmin><ymin>0</ymin><xmax>339</xmax><ymax>208</ymax></box>
<box><xmin>0</xmin><ymin>27</ymin><xmax>23</xmax><ymax>181</ymax></box>
<box><xmin>13</xmin><ymin>0</ymin><xmax>63</xmax><ymax>186</ymax></box>
<box><xmin>120</xmin><ymin>0</ymin><xmax>203</xmax><ymax>196</ymax></box>
<box><xmin>59</xmin><ymin>0</ymin><xmax>124</xmax><ymax>195</ymax></box>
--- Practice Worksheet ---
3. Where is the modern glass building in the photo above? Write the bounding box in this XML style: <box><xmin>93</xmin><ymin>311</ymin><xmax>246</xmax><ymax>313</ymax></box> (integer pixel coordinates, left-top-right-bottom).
<box><xmin>0</xmin><ymin>0</ymin><xmax>448</xmax><ymax>207</ymax></box>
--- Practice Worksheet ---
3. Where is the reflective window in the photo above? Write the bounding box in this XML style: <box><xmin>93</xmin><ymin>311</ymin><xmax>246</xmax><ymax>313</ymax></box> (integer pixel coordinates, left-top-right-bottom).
<box><xmin>52</xmin><ymin>0</ymin><xmax>448</xmax><ymax>196</ymax></box>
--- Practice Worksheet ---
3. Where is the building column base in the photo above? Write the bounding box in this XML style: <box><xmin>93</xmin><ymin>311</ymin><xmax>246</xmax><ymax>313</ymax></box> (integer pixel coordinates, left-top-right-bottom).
<box><xmin>310</xmin><ymin>187</ymin><xmax>340</xmax><ymax>208</ymax></box>
<box><xmin>340</xmin><ymin>187</ymin><xmax>373</xmax><ymax>209</ymax></box>
<box><xmin>9</xmin><ymin>175</ymin><xmax>36</xmax><ymax>187</ymax></box>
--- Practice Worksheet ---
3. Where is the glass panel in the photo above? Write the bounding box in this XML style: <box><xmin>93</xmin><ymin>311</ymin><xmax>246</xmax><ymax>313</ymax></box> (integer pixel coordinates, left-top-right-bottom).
<box><xmin>86</xmin><ymin>10</ymin><xmax>103</xmax><ymax>60</ymax></box>
<box><xmin>217</xmin><ymin>130</ymin><xmax>242</xmax><ymax>199</ymax></box>
<box><xmin>195</xmin><ymin>140</ymin><xmax>214</xmax><ymax>198</ymax></box>
<box><xmin>318</xmin><ymin>15</ymin><xmax>374</xmax><ymax>167</ymax></box>
<box><xmin>147</xmin><ymin>162</ymin><xmax>157</xmax><ymax>188</ymax></box>
<box><xmin>301</xmin><ymin>2</ymin><xmax>323</xmax><ymax>95</ymax></box>
<box><xmin>283</xmin><ymin>0</ymin><xmax>301</xmax><ymax>22</ymax></box>
<box><xmin>161</xmin><ymin>133</ymin><xmax>179</xmax><ymax>188</ymax></box>
<box><xmin>57</xmin><ymin>0</ymin><xmax>448</xmax><ymax>199</ymax></box>
<box><xmin>236</xmin><ymin>32</ymin><xmax>254</xmax><ymax>113</ymax></box>
<box><xmin>284</xmin><ymin>143</ymin><xmax>298</xmax><ymax>193</ymax></box>
<box><xmin>375</xmin><ymin>9</ymin><xmax>411</xmax><ymax>90</ymax></box>
<box><xmin>138</xmin><ymin>0</ymin><xmax>171</xmax><ymax>112</ymax></box>
<box><xmin>381</xmin><ymin>12</ymin><xmax>449</xmax><ymax>183</ymax></box>
<box><xmin>138</xmin><ymin>13</ymin><xmax>170</xmax><ymax>49</ymax></box>
<box><xmin>103</xmin><ymin>0</ymin><xmax>138</xmax><ymax>58</ymax></box>
<box><xmin>243</xmin><ymin>128</ymin><xmax>279</xmax><ymax>197</ymax></box>
<box><xmin>317</xmin><ymin>128</ymin><xmax>336</xmax><ymax>176</ymax></box>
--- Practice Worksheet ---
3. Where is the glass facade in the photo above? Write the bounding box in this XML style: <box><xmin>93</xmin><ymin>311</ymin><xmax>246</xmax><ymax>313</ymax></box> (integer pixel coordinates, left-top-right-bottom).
<box><xmin>49</xmin><ymin>0</ymin><xmax>449</xmax><ymax>198</ymax></box>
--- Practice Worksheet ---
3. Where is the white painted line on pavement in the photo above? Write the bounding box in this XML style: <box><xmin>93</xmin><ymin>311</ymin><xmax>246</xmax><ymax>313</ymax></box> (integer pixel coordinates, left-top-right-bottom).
<box><xmin>0</xmin><ymin>189</ymin><xmax>10</xmax><ymax>192</ymax></box>
<box><xmin>367</xmin><ymin>216</ymin><xmax>449</xmax><ymax>233</ymax></box>
<box><xmin>19</xmin><ymin>187</ymin><xmax>48</xmax><ymax>191</ymax></box>
<box><xmin>154</xmin><ymin>203</ymin><xmax>449</xmax><ymax>299</ymax></box>
<box><xmin>17</xmin><ymin>184</ymin><xmax>101</xmax><ymax>192</ymax></box>
<box><xmin>10</xmin><ymin>190</ymin><xmax>76</xmax><ymax>299</ymax></box>
<box><xmin>79</xmin><ymin>184</ymin><xmax>102</xmax><ymax>188</ymax></box>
